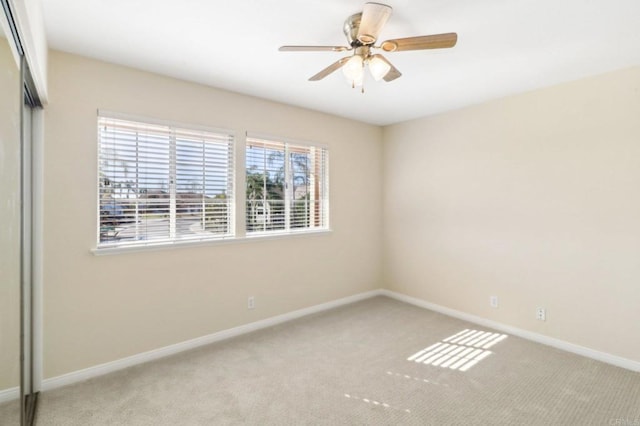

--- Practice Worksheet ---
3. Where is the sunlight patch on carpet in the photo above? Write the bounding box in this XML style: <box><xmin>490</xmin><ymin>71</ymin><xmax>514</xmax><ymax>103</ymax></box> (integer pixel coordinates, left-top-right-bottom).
<box><xmin>408</xmin><ymin>329</ymin><xmax>508</xmax><ymax>371</ymax></box>
<box><xmin>385</xmin><ymin>370</ymin><xmax>448</xmax><ymax>387</ymax></box>
<box><xmin>344</xmin><ymin>393</ymin><xmax>411</xmax><ymax>413</ymax></box>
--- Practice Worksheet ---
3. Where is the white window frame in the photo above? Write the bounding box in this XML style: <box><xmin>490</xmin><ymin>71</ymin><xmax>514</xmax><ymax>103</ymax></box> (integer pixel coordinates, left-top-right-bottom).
<box><xmin>245</xmin><ymin>133</ymin><xmax>329</xmax><ymax>237</ymax></box>
<box><xmin>96</xmin><ymin>111</ymin><xmax>235</xmax><ymax>250</ymax></box>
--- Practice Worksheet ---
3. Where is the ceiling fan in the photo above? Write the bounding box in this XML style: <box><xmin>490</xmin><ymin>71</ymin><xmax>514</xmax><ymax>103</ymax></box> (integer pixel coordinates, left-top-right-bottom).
<box><xmin>279</xmin><ymin>2</ymin><xmax>458</xmax><ymax>90</ymax></box>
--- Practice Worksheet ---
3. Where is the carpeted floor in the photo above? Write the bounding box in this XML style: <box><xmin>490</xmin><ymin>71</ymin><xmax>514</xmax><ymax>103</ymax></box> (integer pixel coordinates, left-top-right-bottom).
<box><xmin>2</xmin><ymin>296</ymin><xmax>639</xmax><ymax>425</ymax></box>
<box><xmin>0</xmin><ymin>400</ymin><xmax>19</xmax><ymax>425</ymax></box>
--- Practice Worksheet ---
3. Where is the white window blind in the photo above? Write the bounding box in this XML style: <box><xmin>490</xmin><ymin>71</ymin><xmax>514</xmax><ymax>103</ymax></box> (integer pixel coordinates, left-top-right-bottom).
<box><xmin>98</xmin><ymin>114</ymin><xmax>234</xmax><ymax>248</ymax></box>
<box><xmin>246</xmin><ymin>135</ymin><xmax>329</xmax><ymax>234</ymax></box>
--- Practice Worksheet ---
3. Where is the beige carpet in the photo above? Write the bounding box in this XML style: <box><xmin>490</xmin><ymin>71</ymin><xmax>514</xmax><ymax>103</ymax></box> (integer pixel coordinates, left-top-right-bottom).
<box><xmin>3</xmin><ymin>296</ymin><xmax>640</xmax><ymax>425</ymax></box>
<box><xmin>0</xmin><ymin>399</ymin><xmax>19</xmax><ymax>425</ymax></box>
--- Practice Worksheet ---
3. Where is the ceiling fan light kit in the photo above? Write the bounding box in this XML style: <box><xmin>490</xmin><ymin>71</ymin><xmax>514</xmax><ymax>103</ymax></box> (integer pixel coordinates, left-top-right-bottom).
<box><xmin>279</xmin><ymin>2</ymin><xmax>458</xmax><ymax>92</ymax></box>
<box><xmin>368</xmin><ymin>54</ymin><xmax>391</xmax><ymax>81</ymax></box>
<box><xmin>342</xmin><ymin>54</ymin><xmax>364</xmax><ymax>83</ymax></box>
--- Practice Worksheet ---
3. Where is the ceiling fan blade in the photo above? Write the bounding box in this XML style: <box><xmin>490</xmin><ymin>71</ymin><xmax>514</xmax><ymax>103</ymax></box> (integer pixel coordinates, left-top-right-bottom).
<box><xmin>383</xmin><ymin>65</ymin><xmax>402</xmax><ymax>82</ymax></box>
<box><xmin>279</xmin><ymin>45</ymin><xmax>349</xmax><ymax>52</ymax></box>
<box><xmin>375</xmin><ymin>55</ymin><xmax>402</xmax><ymax>82</ymax></box>
<box><xmin>357</xmin><ymin>2</ymin><xmax>393</xmax><ymax>45</ymax></box>
<box><xmin>309</xmin><ymin>57</ymin><xmax>350</xmax><ymax>81</ymax></box>
<box><xmin>380</xmin><ymin>32</ymin><xmax>458</xmax><ymax>52</ymax></box>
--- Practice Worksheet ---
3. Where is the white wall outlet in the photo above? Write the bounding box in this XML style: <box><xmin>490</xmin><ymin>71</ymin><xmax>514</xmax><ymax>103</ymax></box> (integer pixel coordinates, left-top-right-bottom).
<box><xmin>248</xmin><ymin>296</ymin><xmax>255</xmax><ymax>310</ymax></box>
<box><xmin>490</xmin><ymin>296</ymin><xmax>499</xmax><ymax>308</ymax></box>
<box><xmin>536</xmin><ymin>307</ymin><xmax>546</xmax><ymax>321</ymax></box>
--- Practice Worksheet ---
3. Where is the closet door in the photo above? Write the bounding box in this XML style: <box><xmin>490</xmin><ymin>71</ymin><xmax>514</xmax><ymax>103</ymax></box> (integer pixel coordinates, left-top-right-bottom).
<box><xmin>21</xmin><ymin>86</ymin><xmax>37</xmax><ymax>425</ymax></box>
<box><xmin>0</xmin><ymin>9</ymin><xmax>23</xmax><ymax>425</ymax></box>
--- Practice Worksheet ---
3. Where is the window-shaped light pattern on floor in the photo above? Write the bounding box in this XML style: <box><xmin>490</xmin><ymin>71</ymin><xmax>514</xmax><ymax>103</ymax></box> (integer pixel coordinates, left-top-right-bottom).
<box><xmin>344</xmin><ymin>394</ymin><xmax>411</xmax><ymax>414</ymax></box>
<box><xmin>408</xmin><ymin>329</ymin><xmax>508</xmax><ymax>372</ymax></box>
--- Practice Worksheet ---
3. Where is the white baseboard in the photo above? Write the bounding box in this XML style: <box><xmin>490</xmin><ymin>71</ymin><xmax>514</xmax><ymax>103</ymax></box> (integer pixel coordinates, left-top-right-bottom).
<box><xmin>42</xmin><ymin>289</ymin><xmax>384</xmax><ymax>392</ymax></box>
<box><xmin>26</xmin><ymin>287</ymin><xmax>638</xmax><ymax>397</ymax></box>
<box><xmin>0</xmin><ymin>386</ymin><xmax>19</xmax><ymax>405</ymax></box>
<box><xmin>380</xmin><ymin>289</ymin><xmax>640</xmax><ymax>373</ymax></box>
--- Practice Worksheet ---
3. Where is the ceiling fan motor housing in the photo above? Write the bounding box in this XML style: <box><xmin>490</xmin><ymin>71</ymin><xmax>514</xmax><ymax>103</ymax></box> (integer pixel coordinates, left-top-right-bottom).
<box><xmin>344</xmin><ymin>13</ymin><xmax>364</xmax><ymax>47</ymax></box>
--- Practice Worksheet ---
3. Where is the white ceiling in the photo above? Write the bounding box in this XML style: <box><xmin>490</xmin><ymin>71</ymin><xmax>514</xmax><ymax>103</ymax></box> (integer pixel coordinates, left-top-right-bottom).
<box><xmin>42</xmin><ymin>0</ymin><xmax>640</xmax><ymax>126</ymax></box>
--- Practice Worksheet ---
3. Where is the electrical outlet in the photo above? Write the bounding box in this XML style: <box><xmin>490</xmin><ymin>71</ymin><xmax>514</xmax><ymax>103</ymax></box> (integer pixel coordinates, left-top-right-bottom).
<box><xmin>248</xmin><ymin>296</ymin><xmax>255</xmax><ymax>310</ymax></box>
<box><xmin>490</xmin><ymin>296</ymin><xmax>499</xmax><ymax>308</ymax></box>
<box><xmin>536</xmin><ymin>307</ymin><xmax>546</xmax><ymax>321</ymax></box>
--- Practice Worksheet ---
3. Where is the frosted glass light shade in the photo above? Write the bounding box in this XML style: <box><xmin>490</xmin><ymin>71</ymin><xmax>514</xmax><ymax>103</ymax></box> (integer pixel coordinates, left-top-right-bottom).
<box><xmin>342</xmin><ymin>55</ymin><xmax>364</xmax><ymax>81</ymax></box>
<box><xmin>352</xmin><ymin>71</ymin><xmax>364</xmax><ymax>87</ymax></box>
<box><xmin>368</xmin><ymin>55</ymin><xmax>391</xmax><ymax>81</ymax></box>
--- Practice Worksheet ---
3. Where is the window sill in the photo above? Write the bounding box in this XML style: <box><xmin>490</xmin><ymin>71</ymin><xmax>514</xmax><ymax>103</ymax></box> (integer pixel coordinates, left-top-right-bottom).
<box><xmin>91</xmin><ymin>229</ymin><xmax>332</xmax><ymax>256</ymax></box>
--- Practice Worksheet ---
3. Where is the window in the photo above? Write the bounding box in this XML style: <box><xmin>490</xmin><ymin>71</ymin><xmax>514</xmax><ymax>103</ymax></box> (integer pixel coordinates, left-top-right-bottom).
<box><xmin>97</xmin><ymin>113</ymin><xmax>234</xmax><ymax>248</ymax></box>
<box><xmin>246</xmin><ymin>135</ymin><xmax>329</xmax><ymax>234</ymax></box>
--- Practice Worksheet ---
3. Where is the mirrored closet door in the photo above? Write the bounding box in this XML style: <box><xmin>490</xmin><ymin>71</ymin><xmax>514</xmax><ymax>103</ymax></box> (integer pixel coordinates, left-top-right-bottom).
<box><xmin>1</xmin><ymin>3</ymin><xmax>39</xmax><ymax>424</ymax></box>
<box><xmin>21</xmin><ymin>58</ymin><xmax>39</xmax><ymax>426</ymax></box>
<box><xmin>0</xmin><ymin>9</ymin><xmax>23</xmax><ymax>425</ymax></box>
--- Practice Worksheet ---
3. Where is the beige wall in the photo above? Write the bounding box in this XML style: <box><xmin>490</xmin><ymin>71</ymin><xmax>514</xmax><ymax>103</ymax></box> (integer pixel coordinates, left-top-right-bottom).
<box><xmin>0</xmin><ymin>34</ymin><xmax>21</xmax><ymax>392</ymax></box>
<box><xmin>383</xmin><ymin>67</ymin><xmax>640</xmax><ymax>362</ymax></box>
<box><xmin>43</xmin><ymin>48</ymin><xmax>640</xmax><ymax>379</ymax></box>
<box><xmin>43</xmin><ymin>51</ymin><xmax>383</xmax><ymax>378</ymax></box>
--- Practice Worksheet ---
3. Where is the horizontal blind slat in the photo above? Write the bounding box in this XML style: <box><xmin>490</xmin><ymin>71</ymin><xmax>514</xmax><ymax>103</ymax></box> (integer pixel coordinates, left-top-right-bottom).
<box><xmin>98</xmin><ymin>115</ymin><xmax>235</xmax><ymax>248</ymax></box>
<box><xmin>245</xmin><ymin>136</ymin><xmax>328</xmax><ymax>235</ymax></box>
